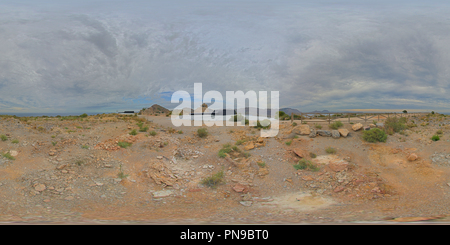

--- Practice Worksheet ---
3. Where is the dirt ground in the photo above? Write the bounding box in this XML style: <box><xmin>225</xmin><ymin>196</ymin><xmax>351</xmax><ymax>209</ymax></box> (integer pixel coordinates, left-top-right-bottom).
<box><xmin>1</xmin><ymin>113</ymin><xmax>450</xmax><ymax>224</ymax></box>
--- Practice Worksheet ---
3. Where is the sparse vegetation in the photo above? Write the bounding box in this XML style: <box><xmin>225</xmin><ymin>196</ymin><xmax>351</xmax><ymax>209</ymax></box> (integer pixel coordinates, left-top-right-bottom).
<box><xmin>285</xmin><ymin>140</ymin><xmax>292</xmax><ymax>146</ymax></box>
<box><xmin>309</xmin><ymin>152</ymin><xmax>317</xmax><ymax>158</ymax></box>
<box><xmin>197</xmin><ymin>128</ymin><xmax>208</xmax><ymax>138</ymax></box>
<box><xmin>11</xmin><ymin>139</ymin><xmax>19</xmax><ymax>144</ymax></box>
<box><xmin>436</xmin><ymin>129</ymin><xmax>443</xmax><ymax>135</ymax></box>
<box><xmin>292</xmin><ymin>122</ymin><xmax>297</xmax><ymax>126</ymax></box>
<box><xmin>2</xmin><ymin>152</ymin><xmax>15</xmax><ymax>160</ymax></box>
<box><xmin>139</xmin><ymin>126</ymin><xmax>149</xmax><ymax>132</ymax></box>
<box><xmin>149</xmin><ymin>131</ymin><xmax>157</xmax><ymax>136</ymax></box>
<box><xmin>432</xmin><ymin>135</ymin><xmax>440</xmax><ymax>141</ymax></box>
<box><xmin>293</xmin><ymin>159</ymin><xmax>320</xmax><ymax>171</ymax></box>
<box><xmin>329</xmin><ymin>121</ymin><xmax>343</xmax><ymax>130</ymax></box>
<box><xmin>325</xmin><ymin>147</ymin><xmax>337</xmax><ymax>154</ymax></box>
<box><xmin>384</xmin><ymin>117</ymin><xmax>407</xmax><ymax>135</ymax></box>
<box><xmin>363</xmin><ymin>128</ymin><xmax>388</xmax><ymax>143</ymax></box>
<box><xmin>129</xmin><ymin>129</ymin><xmax>138</xmax><ymax>135</ymax></box>
<box><xmin>117</xmin><ymin>164</ymin><xmax>128</xmax><ymax>179</ymax></box>
<box><xmin>52</xmin><ymin>141</ymin><xmax>57</xmax><ymax>146</ymax></box>
<box><xmin>257</xmin><ymin>161</ymin><xmax>266</xmax><ymax>168</ymax></box>
<box><xmin>254</xmin><ymin>119</ymin><xmax>271</xmax><ymax>129</ymax></box>
<box><xmin>81</xmin><ymin>145</ymin><xmax>89</xmax><ymax>149</ymax></box>
<box><xmin>201</xmin><ymin>170</ymin><xmax>225</xmax><ymax>188</ymax></box>
<box><xmin>177</xmin><ymin>130</ymin><xmax>183</xmax><ymax>134</ymax></box>
<box><xmin>314</xmin><ymin>124</ymin><xmax>322</xmax><ymax>129</ymax></box>
<box><xmin>118</xmin><ymin>141</ymin><xmax>132</xmax><ymax>148</ymax></box>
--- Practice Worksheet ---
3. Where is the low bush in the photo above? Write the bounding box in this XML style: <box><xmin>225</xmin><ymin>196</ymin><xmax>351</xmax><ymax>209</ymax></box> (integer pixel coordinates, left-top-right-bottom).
<box><xmin>329</xmin><ymin>121</ymin><xmax>343</xmax><ymax>130</ymax></box>
<box><xmin>293</xmin><ymin>159</ymin><xmax>320</xmax><ymax>171</ymax></box>
<box><xmin>363</xmin><ymin>128</ymin><xmax>388</xmax><ymax>143</ymax></box>
<box><xmin>197</xmin><ymin>128</ymin><xmax>208</xmax><ymax>138</ymax></box>
<box><xmin>325</xmin><ymin>147</ymin><xmax>336</xmax><ymax>154</ymax></box>
<box><xmin>201</xmin><ymin>170</ymin><xmax>225</xmax><ymax>188</ymax></box>
<box><xmin>129</xmin><ymin>129</ymin><xmax>137</xmax><ymax>135</ymax></box>
<box><xmin>432</xmin><ymin>135</ymin><xmax>440</xmax><ymax>141</ymax></box>
<box><xmin>118</xmin><ymin>141</ymin><xmax>132</xmax><ymax>148</ymax></box>
<box><xmin>1</xmin><ymin>135</ymin><xmax>7</xmax><ymax>141</ymax></box>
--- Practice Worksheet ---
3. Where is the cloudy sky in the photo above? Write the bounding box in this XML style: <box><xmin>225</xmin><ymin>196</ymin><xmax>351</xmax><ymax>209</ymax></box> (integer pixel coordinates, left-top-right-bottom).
<box><xmin>1</xmin><ymin>0</ymin><xmax>450</xmax><ymax>114</ymax></box>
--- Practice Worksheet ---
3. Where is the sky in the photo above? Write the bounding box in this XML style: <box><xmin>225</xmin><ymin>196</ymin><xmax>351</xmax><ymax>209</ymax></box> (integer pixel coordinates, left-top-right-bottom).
<box><xmin>1</xmin><ymin>0</ymin><xmax>450</xmax><ymax>114</ymax></box>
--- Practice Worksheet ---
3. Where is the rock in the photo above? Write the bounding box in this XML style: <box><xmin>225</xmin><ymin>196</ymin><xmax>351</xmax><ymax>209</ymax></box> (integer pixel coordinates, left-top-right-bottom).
<box><xmin>9</xmin><ymin>150</ymin><xmax>18</xmax><ymax>157</ymax></box>
<box><xmin>292</xmin><ymin>125</ymin><xmax>310</xmax><ymax>135</ymax></box>
<box><xmin>244</xmin><ymin>142</ymin><xmax>255</xmax><ymax>151</ymax></box>
<box><xmin>338</xmin><ymin>129</ymin><xmax>349</xmax><ymax>137</ymax></box>
<box><xmin>328</xmin><ymin>160</ymin><xmax>349</xmax><ymax>172</ymax></box>
<box><xmin>309</xmin><ymin>128</ymin><xmax>316</xmax><ymax>138</ymax></box>
<box><xmin>239</xmin><ymin>201</ymin><xmax>253</xmax><ymax>207</ymax></box>
<box><xmin>376</xmin><ymin>123</ymin><xmax>384</xmax><ymax>128</ymax></box>
<box><xmin>34</xmin><ymin>184</ymin><xmax>46</xmax><ymax>192</ymax></box>
<box><xmin>407</xmin><ymin>153</ymin><xmax>419</xmax><ymax>161</ymax></box>
<box><xmin>369</xmin><ymin>124</ymin><xmax>376</xmax><ymax>128</ymax></box>
<box><xmin>331</xmin><ymin>130</ymin><xmax>340</xmax><ymax>139</ymax></box>
<box><xmin>152</xmin><ymin>190</ymin><xmax>173</xmax><ymax>198</ymax></box>
<box><xmin>364</xmin><ymin>126</ymin><xmax>371</xmax><ymax>131</ymax></box>
<box><xmin>302</xmin><ymin>175</ymin><xmax>315</xmax><ymax>181</ymax></box>
<box><xmin>232</xmin><ymin>184</ymin><xmax>247</xmax><ymax>193</ymax></box>
<box><xmin>333</xmin><ymin>186</ymin><xmax>345</xmax><ymax>192</ymax></box>
<box><xmin>293</xmin><ymin>148</ymin><xmax>306</xmax><ymax>158</ymax></box>
<box><xmin>156</xmin><ymin>156</ymin><xmax>163</xmax><ymax>159</ymax></box>
<box><xmin>64</xmin><ymin>196</ymin><xmax>74</xmax><ymax>201</ymax></box>
<box><xmin>56</xmin><ymin>164</ymin><xmax>67</xmax><ymax>170</ymax></box>
<box><xmin>316</xmin><ymin>130</ymin><xmax>332</xmax><ymax>137</ymax></box>
<box><xmin>352</xmin><ymin>123</ymin><xmax>363</xmax><ymax>131</ymax></box>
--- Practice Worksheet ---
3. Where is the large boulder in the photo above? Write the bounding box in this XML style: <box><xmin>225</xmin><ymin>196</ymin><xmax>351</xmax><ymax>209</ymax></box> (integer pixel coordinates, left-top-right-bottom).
<box><xmin>292</xmin><ymin>125</ymin><xmax>310</xmax><ymax>135</ymax></box>
<box><xmin>331</xmin><ymin>130</ymin><xmax>340</xmax><ymax>139</ymax></box>
<box><xmin>309</xmin><ymin>128</ymin><xmax>316</xmax><ymax>138</ymax></box>
<box><xmin>352</xmin><ymin>123</ymin><xmax>363</xmax><ymax>131</ymax></box>
<box><xmin>407</xmin><ymin>153</ymin><xmax>419</xmax><ymax>161</ymax></box>
<box><xmin>338</xmin><ymin>129</ymin><xmax>349</xmax><ymax>137</ymax></box>
<box><xmin>316</xmin><ymin>130</ymin><xmax>332</xmax><ymax>137</ymax></box>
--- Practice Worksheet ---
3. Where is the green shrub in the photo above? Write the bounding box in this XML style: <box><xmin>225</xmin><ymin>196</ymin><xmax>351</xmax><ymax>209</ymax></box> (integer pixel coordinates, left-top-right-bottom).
<box><xmin>432</xmin><ymin>135</ymin><xmax>440</xmax><ymax>141</ymax></box>
<box><xmin>80</xmin><ymin>113</ymin><xmax>88</xmax><ymax>118</ymax></box>
<box><xmin>201</xmin><ymin>170</ymin><xmax>225</xmax><ymax>188</ymax></box>
<box><xmin>218</xmin><ymin>144</ymin><xmax>233</xmax><ymax>158</ymax></box>
<box><xmin>2</xmin><ymin>152</ymin><xmax>15</xmax><ymax>160</ymax></box>
<box><xmin>436</xmin><ymin>129</ymin><xmax>443</xmax><ymax>135</ymax></box>
<box><xmin>292</xmin><ymin>122</ymin><xmax>297</xmax><ymax>126</ymax></box>
<box><xmin>197</xmin><ymin>128</ymin><xmax>208</xmax><ymax>138</ymax></box>
<box><xmin>0</xmin><ymin>135</ymin><xmax>7</xmax><ymax>141</ymax></box>
<box><xmin>177</xmin><ymin>130</ymin><xmax>183</xmax><ymax>134</ymax></box>
<box><xmin>254</xmin><ymin>119</ymin><xmax>271</xmax><ymax>129</ymax></box>
<box><xmin>325</xmin><ymin>147</ymin><xmax>336</xmax><ymax>154</ymax></box>
<box><xmin>314</xmin><ymin>124</ymin><xmax>322</xmax><ymax>129</ymax></box>
<box><xmin>293</xmin><ymin>159</ymin><xmax>319</xmax><ymax>171</ymax></box>
<box><xmin>149</xmin><ymin>131</ymin><xmax>157</xmax><ymax>136</ymax></box>
<box><xmin>257</xmin><ymin>161</ymin><xmax>266</xmax><ymax>168</ymax></box>
<box><xmin>309</xmin><ymin>152</ymin><xmax>317</xmax><ymax>158</ymax></box>
<box><xmin>118</xmin><ymin>141</ymin><xmax>132</xmax><ymax>148</ymax></box>
<box><xmin>52</xmin><ymin>141</ymin><xmax>57</xmax><ymax>146</ymax></box>
<box><xmin>81</xmin><ymin>145</ymin><xmax>89</xmax><ymax>149</ymax></box>
<box><xmin>363</xmin><ymin>128</ymin><xmax>388</xmax><ymax>143</ymax></box>
<box><xmin>139</xmin><ymin>126</ymin><xmax>149</xmax><ymax>132</ymax></box>
<box><xmin>385</xmin><ymin>117</ymin><xmax>406</xmax><ymax>133</ymax></box>
<box><xmin>285</xmin><ymin>140</ymin><xmax>292</xmax><ymax>146</ymax></box>
<box><xmin>329</xmin><ymin>121</ymin><xmax>343</xmax><ymax>130</ymax></box>
<box><xmin>11</xmin><ymin>139</ymin><xmax>19</xmax><ymax>144</ymax></box>
<box><xmin>129</xmin><ymin>129</ymin><xmax>137</xmax><ymax>135</ymax></box>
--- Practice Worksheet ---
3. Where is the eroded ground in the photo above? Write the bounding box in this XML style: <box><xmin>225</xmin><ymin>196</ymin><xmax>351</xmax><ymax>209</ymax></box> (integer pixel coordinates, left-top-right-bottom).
<box><xmin>1</xmin><ymin>113</ymin><xmax>450</xmax><ymax>224</ymax></box>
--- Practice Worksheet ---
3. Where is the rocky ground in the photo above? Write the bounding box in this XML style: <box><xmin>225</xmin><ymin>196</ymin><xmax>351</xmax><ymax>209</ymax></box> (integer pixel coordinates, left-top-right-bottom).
<box><xmin>1</xmin><ymin>113</ymin><xmax>450</xmax><ymax>224</ymax></box>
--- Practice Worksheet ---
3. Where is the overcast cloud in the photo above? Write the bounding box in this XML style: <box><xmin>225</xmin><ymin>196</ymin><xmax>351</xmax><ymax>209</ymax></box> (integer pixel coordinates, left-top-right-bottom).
<box><xmin>1</xmin><ymin>0</ymin><xmax>450</xmax><ymax>113</ymax></box>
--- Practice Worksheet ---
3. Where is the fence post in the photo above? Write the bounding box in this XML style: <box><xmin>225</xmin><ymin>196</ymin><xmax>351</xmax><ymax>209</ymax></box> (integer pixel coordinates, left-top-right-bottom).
<box><xmin>291</xmin><ymin>113</ymin><xmax>293</xmax><ymax>124</ymax></box>
<box><xmin>348</xmin><ymin>113</ymin><xmax>350</xmax><ymax>123</ymax></box>
<box><xmin>328</xmin><ymin>113</ymin><xmax>330</xmax><ymax>124</ymax></box>
<box><xmin>300</xmin><ymin>113</ymin><xmax>302</xmax><ymax>124</ymax></box>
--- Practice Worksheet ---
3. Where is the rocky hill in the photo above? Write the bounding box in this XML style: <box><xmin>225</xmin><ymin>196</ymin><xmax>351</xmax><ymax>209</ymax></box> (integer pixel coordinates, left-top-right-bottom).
<box><xmin>140</xmin><ymin>104</ymin><xmax>170</xmax><ymax>116</ymax></box>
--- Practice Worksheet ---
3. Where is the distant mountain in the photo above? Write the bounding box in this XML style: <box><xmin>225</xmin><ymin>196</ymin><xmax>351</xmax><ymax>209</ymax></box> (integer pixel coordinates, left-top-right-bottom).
<box><xmin>280</xmin><ymin>108</ymin><xmax>302</xmax><ymax>115</ymax></box>
<box><xmin>307</xmin><ymin>110</ymin><xmax>330</xmax><ymax>114</ymax></box>
<box><xmin>140</xmin><ymin>104</ymin><xmax>170</xmax><ymax>115</ymax></box>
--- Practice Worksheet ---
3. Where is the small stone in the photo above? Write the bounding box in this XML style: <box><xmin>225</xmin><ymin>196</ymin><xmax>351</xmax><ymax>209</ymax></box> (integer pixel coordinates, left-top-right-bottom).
<box><xmin>152</xmin><ymin>190</ymin><xmax>173</xmax><ymax>198</ymax></box>
<box><xmin>34</xmin><ymin>184</ymin><xmax>46</xmax><ymax>192</ymax></box>
<box><xmin>239</xmin><ymin>201</ymin><xmax>253</xmax><ymax>207</ymax></box>
<box><xmin>64</xmin><ymin>196</ymin><xmax>74</xmax><ymax>201</ymax></box>
<box><xmin>333</xmin><ymin>186</ymin><xmax>345</xmax><ymax>192</ymax></box>
<box><xmin>232</xmin><ymin>184</ymin><xmax>246</xmax><ymax>193</ymax></box>
<box><xmin>9</xmin><ymin>150</ymin><xmax>18</xmax><ymax>157</ymax></box>
<box><xmin>156</xmin><ymin>156</ymin><xmax>163</xmax><ymax>159</ymax></box>
<box><xmin>407</xmin><ymin>153</ymin><xmax>419</xmax><ymax>161</ymax></box>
